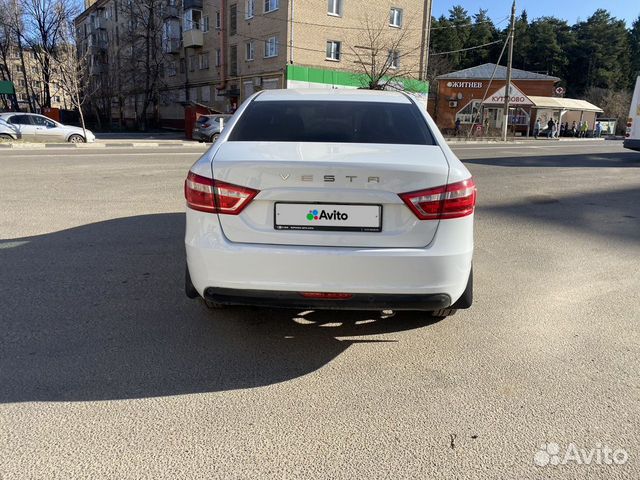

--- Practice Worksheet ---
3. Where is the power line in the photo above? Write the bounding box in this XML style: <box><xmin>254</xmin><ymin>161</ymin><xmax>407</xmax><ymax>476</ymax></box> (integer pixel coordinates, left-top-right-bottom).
<box><xmin>430</xmin><ymin>39</ymin><xmax>502</xmax><ymax>56</ymax></box>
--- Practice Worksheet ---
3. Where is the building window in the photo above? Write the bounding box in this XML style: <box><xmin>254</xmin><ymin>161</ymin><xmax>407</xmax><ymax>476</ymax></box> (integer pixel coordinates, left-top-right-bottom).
<box><xmin>229</xmin><ymin>45</ymin><xmax>238</xmax><ymax>76</ymax></box>
<box><xmin>245</xmin><ymin>0</ymin><xmax>255</xmax><ymax>18</ymax></box>
<box><xmin>203</xmin><ymin>15</ymin><xmax>210</xmax><ymax>32</ymax></box>
<box><xmin>389</xmin><ymin>7</ymin><xmax>403</xmax><ymax>27</ymax></box>
<box><xmin>184</xmin><ymin>8</ymin><xmax>202</xmax><ymax>31</ymax></box>
<box><xmin>199</xmin><ymin>52</ymin><xmax>210</xmax><ymax>69</ymax></box>
<box><xmin>326</xmin><ymin>40</ymin><xmax>341</xmax><ymax>61</ymax></box>
<box><xmin>189</xmin><ymin>54</ymin><xmax>197</xmax><ymax>71</ymax></box>
<box><xmin>245</xmin><ymin>41</ymin><xmax>255</xmax><ymax>61</ymax></box>
<box><xmin>215</xmin><ymin>11</ymin><xmax>221</xmax><ymax>29</ymax></box>
<box><xmin>229</xmin><ymin>4</ymin><xmax>237</xmax><ymax>35</ymax></box>
<box><xmin>388</xmin><ymin>50</ymin><xmax>400</xmax><ymax>68</ymax></box>
<box><xmin>215</xmin><ymin>48</ymin><xmax>222</xmax><ymax>66</ymax></box>
<box><xmin>264</xmin><ymin>36</ymin><xmax>278</xmax><ymax>57</ymax></box>
<box><xmin>167</xmin><ymin>61</ymin><xmax>177</xmax><ymax>76</ymax></box>
<box><xmin>264</xmin><ymin>0</ymin><xmax>278</xmax><ymax>13</ymax></box>
<box><xmin>179</xmin><ymin>58</ymin><xmax>186</xmax><ymax>73</ymax></box>
<box><xmin>327</xmin><ymin>0</ymin><xmax>342</xmax><ymax>16</ymax></box>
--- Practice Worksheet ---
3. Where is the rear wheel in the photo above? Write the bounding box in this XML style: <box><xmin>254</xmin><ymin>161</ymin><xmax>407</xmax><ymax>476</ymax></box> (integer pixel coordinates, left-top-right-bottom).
<box><xmin>209</xmin><ymin>133</ymin><xmax>220</xmax><ymax>143</ymax></box>
<box><xmin>68</xmin><ymin>134</ymin><xmax>85</xmax><ymax>143</ymax></box>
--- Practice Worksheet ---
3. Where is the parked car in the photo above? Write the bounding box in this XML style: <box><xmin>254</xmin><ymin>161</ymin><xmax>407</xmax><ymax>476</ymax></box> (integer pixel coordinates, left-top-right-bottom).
<box><xmin>184</xmin><ymin>89</ymin><xmax>475</xmax><ymax>317</ymax></box>
<box><xmin>0</xmin><ymin>113</ymin><xmax>95</xmax><ymax>143</ymax></box>
<box><xmin>0</xmin><ymin>118</ymin><xmax>16</xmax><ymax>141</ymax></box>
<box><xmin>192</xmin><ymin>114</ymin><xmax>232</xmax><ymax>143</ymax></box>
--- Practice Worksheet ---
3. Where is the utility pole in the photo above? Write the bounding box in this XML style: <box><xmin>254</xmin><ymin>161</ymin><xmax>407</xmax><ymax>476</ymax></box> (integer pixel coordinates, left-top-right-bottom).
<box><xmin>501</xmin><ymin>0</ymin><xmax>516</xmax><ymax>141</ymax></box>
<box><xmin>418</xmin><ymin>0</ymin><xmax>433</xmax><ymax>81</ymax></box>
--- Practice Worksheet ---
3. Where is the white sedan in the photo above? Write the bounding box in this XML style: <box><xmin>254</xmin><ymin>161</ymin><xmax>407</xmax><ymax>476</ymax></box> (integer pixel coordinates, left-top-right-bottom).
<box><xmin>0</xmin><ymin>112</ymin><xmax>95</xmax><ymax>143</ymax></box>
<box><xmin>184</xmin><ymin>89</ymin><xmax>475</xmax><ymax>317</ymax></box>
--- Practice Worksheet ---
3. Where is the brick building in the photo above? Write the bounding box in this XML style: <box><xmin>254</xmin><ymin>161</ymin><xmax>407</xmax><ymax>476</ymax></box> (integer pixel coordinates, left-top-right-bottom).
<box><xmin>75</xmin><ymin>0</ymin><xmax>430</xmax><ymax>129</ymax></box>
<box><xmin>429</xmin><ymin>63</ymin><xmax>602</xmax><ymax>136</ymax></box>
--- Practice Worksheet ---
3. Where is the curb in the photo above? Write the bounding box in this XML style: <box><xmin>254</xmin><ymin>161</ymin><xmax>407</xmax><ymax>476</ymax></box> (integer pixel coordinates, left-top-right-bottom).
<box><xmin>0</xmin><ymin>142</ymin><xmax>209</xmax><ymax>149</ymax></box>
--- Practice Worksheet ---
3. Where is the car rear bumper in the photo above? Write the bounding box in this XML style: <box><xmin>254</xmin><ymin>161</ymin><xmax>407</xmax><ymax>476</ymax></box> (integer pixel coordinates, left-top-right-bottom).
<box><xmin>185</xmin><ymin>208</ymin><xmax>473</xmax><ymax>304</ymax></box>
<box><xmin>204</xmin><ymin>287</ymin><xmax>451</xmax><ymax>311</ymax></box>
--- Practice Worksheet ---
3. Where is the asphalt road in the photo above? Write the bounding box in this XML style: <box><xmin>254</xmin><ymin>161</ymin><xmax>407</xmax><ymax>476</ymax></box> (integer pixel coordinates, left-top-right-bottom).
<box><xmin>1</xmin><ymin>141</ymin><xmax>638</xmax><ymax>479</ymax></box>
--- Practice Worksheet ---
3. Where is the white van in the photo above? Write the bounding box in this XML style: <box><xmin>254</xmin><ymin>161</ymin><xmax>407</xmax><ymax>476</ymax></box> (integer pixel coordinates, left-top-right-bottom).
<box><xmin>625</xmin><ymin>76</ymin><xmax>640</xmax><ymax>151</ymax></box>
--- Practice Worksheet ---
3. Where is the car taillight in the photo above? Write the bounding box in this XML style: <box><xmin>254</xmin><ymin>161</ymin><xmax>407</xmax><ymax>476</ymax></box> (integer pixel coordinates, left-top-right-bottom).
<box><xmin>184</xmin><ymin>171</ymin><xmax>258</xmax><ymax>215</ymax></box>
<box><xmin>202</xmin><ymin>123</ymin><xmax>211</xmax><ymax>128</ymax></box>
<box><xmin>399</xmin><ymin>178</ymin><xmax>477</xmax><ymax>220</ymax></box>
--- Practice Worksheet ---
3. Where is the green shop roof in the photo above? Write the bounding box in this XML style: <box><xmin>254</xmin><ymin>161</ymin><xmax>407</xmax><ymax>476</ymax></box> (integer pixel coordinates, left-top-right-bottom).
<box><xmin>287</xmin><ymin>65</ymin><xmax>428</xmax><ymax>94</ymax></box>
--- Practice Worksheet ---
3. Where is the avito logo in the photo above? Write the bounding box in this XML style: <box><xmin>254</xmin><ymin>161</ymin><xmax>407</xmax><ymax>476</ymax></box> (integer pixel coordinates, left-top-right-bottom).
<box><xmin>307</xmin><ymin>209</ymin><xmax>349</xmax><ymax>221</ymax></box>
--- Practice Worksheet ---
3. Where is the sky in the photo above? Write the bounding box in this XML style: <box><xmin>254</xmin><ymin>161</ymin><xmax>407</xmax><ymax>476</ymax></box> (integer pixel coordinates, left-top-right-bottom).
<box><xmin>432</xmin><ymin>0</ymin><xmax>640</xmax><ymax>26</ymax></box>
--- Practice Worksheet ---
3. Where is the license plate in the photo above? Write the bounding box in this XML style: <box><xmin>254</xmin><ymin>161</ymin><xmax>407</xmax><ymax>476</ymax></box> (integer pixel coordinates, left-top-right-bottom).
<box><xmin>274</xmin><ymin>203</ymin><xmax>382</xmax><ymax>232</ymax></box>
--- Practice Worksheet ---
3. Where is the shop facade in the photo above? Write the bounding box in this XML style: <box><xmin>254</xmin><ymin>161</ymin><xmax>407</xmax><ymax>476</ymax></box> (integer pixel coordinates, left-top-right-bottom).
<box><xmin>429</xmin><ymin>63</ymin><xmax>602</xmax><ymax>136</ymax></box>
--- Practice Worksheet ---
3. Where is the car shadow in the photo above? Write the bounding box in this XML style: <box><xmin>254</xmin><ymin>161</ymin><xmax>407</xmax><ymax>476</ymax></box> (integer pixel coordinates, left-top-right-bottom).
<box><xmin>0</xmin><ymin>214</ymin><xmax>441</xmax><ymax>403</ymax></box>
<box><xmin>463</xmin><ymin>151</ymin><xmax>640</xmax><ymax>168</ymax></box>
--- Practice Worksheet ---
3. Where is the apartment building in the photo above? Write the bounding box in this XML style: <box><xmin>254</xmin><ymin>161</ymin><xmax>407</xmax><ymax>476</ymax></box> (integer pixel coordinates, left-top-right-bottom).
<box><xmin>76</xmin><ymin>0</ymin><xmax>430</xmax><ymax>128</ymax></box>
<box><xmin>0</xmin><ymin>47</ymin><xmax>70</xmax><ymax>112</ymax></box>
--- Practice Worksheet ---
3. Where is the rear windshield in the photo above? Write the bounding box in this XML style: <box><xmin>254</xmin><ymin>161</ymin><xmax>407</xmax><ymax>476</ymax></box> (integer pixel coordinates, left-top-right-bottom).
<box><xmin>228</xmin><ymin>100</ymin><xmax>436</xmax><ymax>145</ymax></box>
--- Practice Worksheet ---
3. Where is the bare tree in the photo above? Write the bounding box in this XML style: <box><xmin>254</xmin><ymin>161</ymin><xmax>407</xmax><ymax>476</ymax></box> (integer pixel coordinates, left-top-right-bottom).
<box><xmin>350</xmin><ymin>13</ymin><xmax>423</xmax><ymax>90</ymax></box>
<box><xmin>584</xmin><ymin>86</ymin><xmax>632</xmax><ymax>135</ymax></box>
<box><xmin>116</xmin><ymin>0</ymin><xmax>168</xmax><ymax>130</ymax></box>
<box><xmin>20</xmin><ymin>0</ymin><xmax>78</xmax><ymax>108</ymax></box>
<box><xmin>51</xmin><ymin>19</ymin><xmax>94</xmax><ymax>139</ymax></box>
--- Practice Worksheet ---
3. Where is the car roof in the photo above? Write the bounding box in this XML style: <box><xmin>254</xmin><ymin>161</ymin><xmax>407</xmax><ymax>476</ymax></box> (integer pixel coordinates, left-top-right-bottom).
<box><xmin>254</xmin><ymin>89</ymin><xmax>412</xmax><ymax>104</ymax></box>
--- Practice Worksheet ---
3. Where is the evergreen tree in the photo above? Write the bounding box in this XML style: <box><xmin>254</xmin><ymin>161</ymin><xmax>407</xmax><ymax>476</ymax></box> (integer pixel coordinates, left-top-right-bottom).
<box><xmin>447</xmin><ymin>6</ymin><xmax>471</xmax><ymax>68</ymax></box>
<box><xmin>527</xmin><ymin>17</ymin><xmax>573</xmax><ymax>81</ymax></box>
<box><xmin>569</xmin><ymin>9</ymin><xmax>630</xmax><ymax>94</ymax></box>
<box><xmin>464</xmin><ymin>9</ymin><xmax>497</xmax><ymax>68</ymax></box>
<box><xmin>629</xmin><ymin>15</ymin><xmax>640</xmax><ymax>85</ymax></box>
<box><xmin>512</xmin><ymin>11</ymin><xmax>531</xmax><ymax>70</ymax></box>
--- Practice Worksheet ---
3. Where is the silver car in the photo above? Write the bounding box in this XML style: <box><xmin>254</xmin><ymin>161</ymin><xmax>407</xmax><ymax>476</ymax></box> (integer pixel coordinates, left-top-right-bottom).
<box><xmin>0</xmin><ymin>112</ymin><xmax>96</xmax><ymax>143</ymax></box>
<box><xmin>192</xmin><ymin>114</ymin><xmax>231</xmax><ymax>143</ymax></box>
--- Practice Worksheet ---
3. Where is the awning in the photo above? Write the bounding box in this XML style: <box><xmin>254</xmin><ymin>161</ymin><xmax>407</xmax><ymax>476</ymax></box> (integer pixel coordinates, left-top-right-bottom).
<box><xmin>528</xmin><ymin>96</ymin><xmax>603</xmax><ymax>113</ymax></box>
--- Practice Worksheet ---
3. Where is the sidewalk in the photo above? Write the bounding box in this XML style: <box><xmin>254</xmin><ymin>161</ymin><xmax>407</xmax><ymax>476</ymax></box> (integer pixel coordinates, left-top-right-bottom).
<box><xmin>0</xmin><ymin>139</ymin><xmax>208</xmax><ymax>149</ymax></box>
<box><xmin>445</xmin><ymin>137</ymin><xmax>608</xmax><ymax>145</ymax></box>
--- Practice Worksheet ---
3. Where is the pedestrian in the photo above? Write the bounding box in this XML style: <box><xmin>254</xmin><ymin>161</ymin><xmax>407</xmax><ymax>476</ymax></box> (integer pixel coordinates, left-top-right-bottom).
<box><xmin>595</xmin><ymin>121</ymin><xmax>602</xmax><ymax>138</ymax></box>
<box><xmin>534</xmin><ymin>118</ymin><xmax>541</xmax><ymax>138</ymax></box>
<box><xmin>455</xmin><ymin>118</ymin><xmax>461</xmax><ymax>137</ymax></box>
<box><xmin>563</xmin><ymin>122</ymin><xmax>569</xmax><ymax>137</ymax></box>
<box><xmin>581</xmin><ymin>120</ymin><xmax>589</xmax><ymax>138</ymax></box>
<box><xmin>560</xmin><ymin>122</ymin><xmax>566</xmax><ymax>137</ymax></box>
<box><xmin>571</xmin><ymin>121</ymin><xmax>577</xmax><ymax>137</ymax></box>
<box><xmin>547</xmin><ymin>118</ymin><xmax>554</xmax><ymax>138</ymax></box>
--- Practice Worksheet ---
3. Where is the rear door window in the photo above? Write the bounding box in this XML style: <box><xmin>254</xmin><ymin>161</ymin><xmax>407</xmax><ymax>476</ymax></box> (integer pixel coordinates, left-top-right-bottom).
<box><xmin>8</xmin><ymin>115</ymin><xmax>34</xmax><ymax>125</ymax></box>
<box><xmin>228</xmin><ymin>100</ymin><xmax>436</xmax><ymax>145</ymax></box>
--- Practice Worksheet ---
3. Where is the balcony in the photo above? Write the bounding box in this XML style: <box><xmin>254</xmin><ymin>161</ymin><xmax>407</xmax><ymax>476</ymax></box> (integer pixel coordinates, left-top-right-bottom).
<box><xmin>163</xmin><ymin>4</ymin><xmax>179</xmax><ymax>18</ymax></box>
<box><xmin>183</xmin><ymin>29</ymin><xmax>203</xmax><ymax>48</ymax></box>
<box><xmin>91</xmin><ymin>17</ymin><xmax>106</xmax><ymax>30</ymax></box>
<box><xmin>183</xmin><ymin>0</ymin><xmax>203</xmax><ymax>9</ymax></box>
<box><xmin>163</xmin><ymin>37</ymin><xmax>181</xmax><ymax>54</ymax></box>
